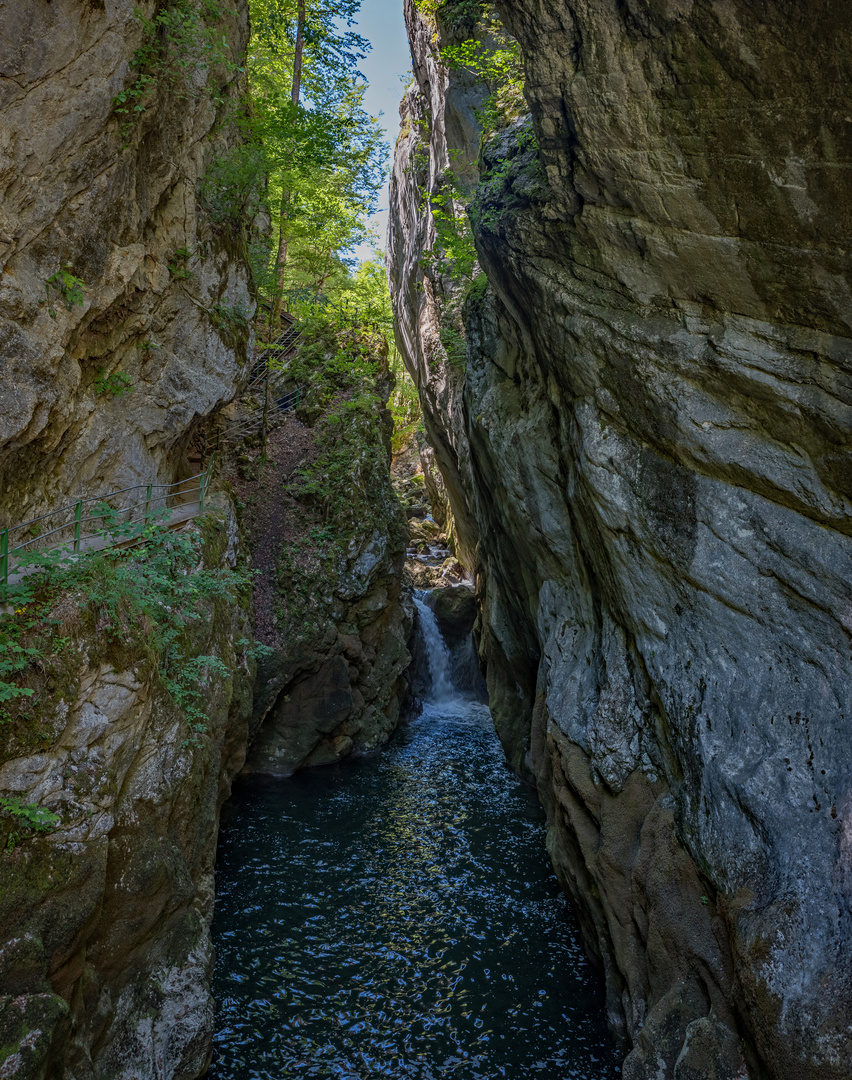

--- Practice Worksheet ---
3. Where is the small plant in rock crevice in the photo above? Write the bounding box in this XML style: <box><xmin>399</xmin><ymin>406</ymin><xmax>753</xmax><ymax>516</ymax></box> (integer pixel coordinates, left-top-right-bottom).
<box><xmin>94</xmin><ymin>369</ymin><xmax>134</xmax><ymax>397</ymax></box>
<box><xmin>41</xmin><ymin>267</ymin><xmax>86</xmax><ymax>319</ymax></box>
<box><xmin>168</xmin><ymin>247</ymin><xmax>195</xmax><ymax>280</ymax></box>
<box><xmin>211</xmin><ymin>302</ymin><xmax>250</xmax><ymax>334</ymax></box>
<box><xmin>0</xmin><ymin>797</ymin><xmax>60</xmax><ymax>846</ymax></box>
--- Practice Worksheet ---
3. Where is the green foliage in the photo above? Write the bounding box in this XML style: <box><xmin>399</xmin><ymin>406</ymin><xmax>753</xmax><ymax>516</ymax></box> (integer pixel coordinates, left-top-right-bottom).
<box><xmin>168</xmin><ymin>247</ymin><xmax>195</xmax><ymax>280</ymax></box>
<box><xmin>42</xmin><ymin>267</ymin><xmax>86</xmax><ymax>319</ymax></box>
<box><xmin>202</xmin><ymin>0</ymin><xmax>387</xmax><ymax>309</ymax></box>
<box><xmin>283</xmin><ymin>258</ymin><xmax>422</xmax><ymax>451</ymax></box>
<box><xmin>421</xmin><ymin>170</ymin><xmax>478</xmax><ymax>286</ymax></box>
<box><xmin>410</xmin><ymin>0</ymin><xmax>529</xmax><ymax>373</ymax></box>
<box><xmin>211</xmin><ymin>302</ymin><xmax>250</xmax><ymax>332</ymax></box>
<box><xmin>470</xmin><ymin>117</ymin><xmax>542</xmax><ymax>234</ymax></box>
<box><xmin>269</xmin><ymin>313</ymin><xmax>408</xmax><ymax>644</ymax></box>
<box><xmin>198</xmin><ymin>140</ymin><xmax>268</xmax><ymax>234</ymax></box>
<box><xmin>464</xmin><ymin>271</ymin><xmax>489</xmax><ymax>307</ymax></box>
<box><xmin>437</xmin><ymin>0</ymin><xmax>486</xmax><ymax>32</ymax></box>
<box><xmin>289</xmin><ymin>316</ymin><xmax>387</xmax><ymax>516</ymax></box>
<box><xmin>236</xmin><ymin>637</ymin><xmax>275</xmax><ymax>661</ymax></box>
<box><xmin>94</xmin><ymin>369</ymin><xmax>134</xmax><ymax>398</ymax></box>
<box><xmin>0</xmin><ymin>641</ymin><xmax>37</xmax><ymax>705</ymax></box>
<box><xmin>0</xmin><ymin>797</ymin><xmax>60</xmax><ymax>834</ymax></box>
<box><xmin>440</xmin><ymin>12</ymin><xmax>524</xmax><ymax>135</ymax></box>
<box><xmin>341</xmin><ymin>260</ymin><xmax>421</xmax><ymax>449</ymax></box>
<box><xmin>414</xmin><ymin>1</ymin><xmax>523</xmax><ymax>135</ymax></box>
<box><xmin>113</xmin><ymin>0</ymin><xmax>240</xmax><ymax>141</ymax></box>
<box><xmin>163</xmin><ymin>654</ymin><xmax>231</xmax><ymax>748</ymax></box>
<box><xmin>0</xmin><ymin>521</ymin><xmax>252</xmax><ymax>746</ymax></box>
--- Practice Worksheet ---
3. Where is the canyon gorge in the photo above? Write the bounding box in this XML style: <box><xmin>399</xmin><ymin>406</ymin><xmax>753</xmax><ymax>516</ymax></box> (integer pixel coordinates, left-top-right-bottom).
<box><xmin>1</xmin><ymin>0</ymin><xmax>850</xmax><ymax>1078</ymax></box>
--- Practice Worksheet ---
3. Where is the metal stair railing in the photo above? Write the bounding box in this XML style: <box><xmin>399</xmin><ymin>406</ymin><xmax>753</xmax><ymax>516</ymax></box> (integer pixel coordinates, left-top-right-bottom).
<box><xmin>205</xmin><ymin>384</ymin><xmax>305</xmax><ymax>457</ymax></box>
<box><xmin>0</xmin><ymin>454</ymin><xmax>216</xmax><ymax>587</ymax></box>
<box><xmin>247</xmin><ymin>322</ymin><xmax>302</xmax><ymax>392</ymax></box>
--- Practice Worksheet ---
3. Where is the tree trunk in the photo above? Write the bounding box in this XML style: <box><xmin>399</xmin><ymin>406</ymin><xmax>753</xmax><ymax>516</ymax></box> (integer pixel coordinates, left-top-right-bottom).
<box><xmin>272</xmin><ymin>207</ymin><xmax>289</xmax><ymax>327</ymax></box>
<box><xmin>291</xmin><ymin>0</ymin><xmax>305</xmax><ymax>106</ymax></box>
<box><xmin>272</xmin><ymin>0</ymin><xmax>306</xmax><ymax>326</ymax></box>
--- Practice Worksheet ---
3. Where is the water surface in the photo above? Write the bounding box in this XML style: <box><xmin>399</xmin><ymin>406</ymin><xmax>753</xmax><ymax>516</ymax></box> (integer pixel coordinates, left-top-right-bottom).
<box><xmin>210</xmin><ymin>700</ymin><xmax>619</xmax><ymax>1079</ymax></box>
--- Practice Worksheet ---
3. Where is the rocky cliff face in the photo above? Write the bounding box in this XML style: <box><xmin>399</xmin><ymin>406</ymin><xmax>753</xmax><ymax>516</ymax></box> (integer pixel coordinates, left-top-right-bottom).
<box><xmin>0</xmin><ymin>505</ymin><xmax>254</xmax><ymax>1080</ymax></box>
<box><xmin>387</xmin><ymin>0</ymin><xmax>488</xmax><ymax>569</ymax></box>
<box><xmin>0</xmin><ymin>0</ymin><xmax>253</xmax><ymax>524</ymax></box>
<box><xmin>227</xmin><ymin>329</ymin><xmax>413</xmax><ymax>777</ymax></box>
<box><xmin>389</xmin><ymin>2</ymin><xmax>852</xmax><ymax>1078</ymax></box>
<box><xmin>0</xmin><ymin>3</ymin><xmax>416</xmax><ymax>1077</ymax></box>
<box><xmin>0</xmin><ymin>2</ymin><xmax>260</xmax><ymax>1075</ymax></box>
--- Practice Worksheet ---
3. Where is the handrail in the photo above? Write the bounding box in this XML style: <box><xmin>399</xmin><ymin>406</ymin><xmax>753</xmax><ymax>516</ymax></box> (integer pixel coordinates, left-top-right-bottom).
<box><xmin>0</xmin><ymin>454</ymin><xmax>216</xmax><ymax>586</ymax></box>
<box><xmin>9</xmin><ymin>469</ymin><xmax>211</xmax><ymax>537</ymax></box>
<box><xmin>205</xmin><ymin>385</ymin><xmax>305</xmax><ymax>456</ymax></box>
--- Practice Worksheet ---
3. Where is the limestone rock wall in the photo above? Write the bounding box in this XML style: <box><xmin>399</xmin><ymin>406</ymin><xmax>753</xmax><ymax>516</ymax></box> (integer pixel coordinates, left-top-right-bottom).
<box><xmin>234</xmin><ymin>349</ymin><xmax>413</xmax><ymax>777</ymax></box>
<box><xmin>0</xmin><ymin>0</ymin><xmax>253</xmax><ymax>526</ymax></box>
<box><xmin>387</xmin><ymin>0</ymin><xmax>487</xmax><ymax>568</ymax></box>
<box><xmin>244</xmin><ymin>521</ymin><xmax>413</xmax><ymax>776</ymax></box>
<box><xmin>0</xmin><ymin>505</ymin><xmax>254</xmax><ymax>1080</ymax></box>
<box><xmin>389</xmin><ymin>1</ymin><xmax>852</xmax><ymax>1077</ymax></box>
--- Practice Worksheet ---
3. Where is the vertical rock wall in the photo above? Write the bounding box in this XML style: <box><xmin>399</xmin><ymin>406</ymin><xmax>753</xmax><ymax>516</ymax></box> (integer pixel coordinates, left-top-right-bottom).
<box><xmin>0</xmin><ymin>506</ymin><xmax>254</xmax><ymax>1080</ymax></box>
<box><xmin>0</xmin><ymin>2</ymin><xmax>258</xmax><ymax>1075</ymax></box>
<box><xmin>0</xmin><ymin>0</ymin><xmax>253</xmax><ymax>524</ymax></box>
<box><xmin>387</xmin><ymin>0</ymin><xmax>487</xmax><ymax>568</ymax></box>
<box><xmin>389</xmin><ymin>1</ymin><xmax>852</xmax><ymax>1077</ymax></box>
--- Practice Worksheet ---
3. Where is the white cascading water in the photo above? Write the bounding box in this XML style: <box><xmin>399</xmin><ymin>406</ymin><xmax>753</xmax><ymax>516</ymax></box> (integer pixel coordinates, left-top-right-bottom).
<box><xmin>414</xmin><ymin>594</ymin><xmax>455</xmax><ymax>702</ymax></box>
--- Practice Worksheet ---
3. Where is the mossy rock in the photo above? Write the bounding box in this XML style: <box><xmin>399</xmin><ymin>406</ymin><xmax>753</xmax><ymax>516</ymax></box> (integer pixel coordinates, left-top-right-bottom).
<box><xmin>425</xmin><ymin>584</ymin><xmax>477</xmax><ymax>639</ymax></box>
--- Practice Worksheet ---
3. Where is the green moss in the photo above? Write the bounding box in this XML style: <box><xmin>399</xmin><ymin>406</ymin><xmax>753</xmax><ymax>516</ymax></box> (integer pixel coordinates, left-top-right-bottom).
<box><xmin>464</xmin><ymin>272</ymin><xmax>489</xmax><ymax>310</ymax></box>
<box><xmin>268</xmin><ymin>315</ymin><xmax>407</xmax><ymax>649</ymax></box>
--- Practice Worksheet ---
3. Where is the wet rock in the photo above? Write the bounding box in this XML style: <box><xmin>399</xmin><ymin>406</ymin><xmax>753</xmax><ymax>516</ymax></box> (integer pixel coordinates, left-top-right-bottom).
<box><xmin>424</xmin><ymin>584</ymin><xmax>477</xmax><ymax>640</ymax></box>
<box><xmin>245</xmin><ymin>656</ymin><xmax>354</xmax><ymax>774</ymax></box>
<box><xmin>243</xmin><ymin>388</ymin><xmax>413</xmax><ymax>776</ymax></box>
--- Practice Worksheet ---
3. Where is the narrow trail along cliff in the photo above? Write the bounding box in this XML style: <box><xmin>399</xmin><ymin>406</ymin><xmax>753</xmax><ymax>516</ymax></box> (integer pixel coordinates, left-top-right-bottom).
<box><xmin>0</xmin><ymin>0</ymin><xmax>850</xmax><ymax>1079</ymax></box>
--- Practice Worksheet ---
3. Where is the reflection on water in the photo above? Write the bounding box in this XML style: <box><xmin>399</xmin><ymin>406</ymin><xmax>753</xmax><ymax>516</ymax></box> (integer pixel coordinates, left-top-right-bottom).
<box><xmin>209</xmin><ymin>701</ymin><xmax>619</xmax><ymax>1079</ymax></box>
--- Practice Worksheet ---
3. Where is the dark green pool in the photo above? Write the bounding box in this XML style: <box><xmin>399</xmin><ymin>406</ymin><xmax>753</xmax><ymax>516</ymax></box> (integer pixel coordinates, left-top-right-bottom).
<box><xmin>208</xmin><ymin>699</ymin><xmax>619</xmax><ymax>1079</ymax></box>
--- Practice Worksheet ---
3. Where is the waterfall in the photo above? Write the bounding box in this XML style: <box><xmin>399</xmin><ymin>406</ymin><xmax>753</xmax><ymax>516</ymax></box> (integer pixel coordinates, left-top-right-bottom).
<box><xmin>413</xmin><ymin>594</ymin><xmax>455</xmax><ymax>702</ymax></box>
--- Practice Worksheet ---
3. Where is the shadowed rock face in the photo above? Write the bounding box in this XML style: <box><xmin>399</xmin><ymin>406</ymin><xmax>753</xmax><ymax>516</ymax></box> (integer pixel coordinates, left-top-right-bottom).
<box><xmin>0</xmin><ymin>2</ymin><xmax>259</xmax><ymax>1076</ymax></box>
<box><xmin>0</xmin><ymin>507</ymin><xmax>255</xmax><ymax>1080</ymax></box>
<box><xmin>389</xmin><ymin>1</ymin><xmax>852</xmax><ymax>1077</ymax></box>
<box><xmin>0</xmin><ymin>0</ymin><xmax>253</xmax><ymax>525</ymax></box>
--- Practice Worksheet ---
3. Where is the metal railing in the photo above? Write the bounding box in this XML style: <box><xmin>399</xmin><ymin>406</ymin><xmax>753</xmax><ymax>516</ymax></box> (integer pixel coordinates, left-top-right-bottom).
<box><xmin>248</xmin><ymin>321</ymin><xmax>302</xmax><ymax>391</ymax></box>
<box><xmin>0</xmin><ymin>454</ymin><xmax>216</xmax><ymax>586</ymax></box>
<box><xmin>194</xmin><ymin>318</ymin><xmax>306</xmax><ymax>457</ymax></box>
<box><xmin>205</xmin><ymin>384</ymin><xmax>305</xmax><ymax>456</ymax></box>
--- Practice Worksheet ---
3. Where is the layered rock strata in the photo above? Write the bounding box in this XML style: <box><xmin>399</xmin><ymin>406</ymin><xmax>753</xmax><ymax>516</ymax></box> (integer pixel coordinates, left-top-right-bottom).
<box><xmin>0</xmin><ymin>0</ymin><xmax>253</xmax><ymax>523</ymax></box>
<box><xmin>388</xmin><ymin>2</ymin><xmax>852</xmax><ymax>1077</ymax></box>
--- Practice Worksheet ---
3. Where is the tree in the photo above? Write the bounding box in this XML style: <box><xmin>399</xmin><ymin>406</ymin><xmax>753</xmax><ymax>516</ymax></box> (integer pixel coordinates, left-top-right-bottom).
<box><xmin>244</xmin><ymin>0</ymin><xmax>387</xmax><ymax>318</ymax></box>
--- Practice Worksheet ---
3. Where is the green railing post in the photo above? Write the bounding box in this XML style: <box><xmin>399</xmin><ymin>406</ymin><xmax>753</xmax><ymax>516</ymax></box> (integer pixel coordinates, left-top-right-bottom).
<box><xmin>73</xmin><ymin>500</ymin><xmax>82</xmax><ymax>553</ymax></box>
<box><xmin>1</xmin><ymin>529</ymin><xmax>8</xmax><ymax>589</ymax></box>
<box><xmin>144</xmin><ymin>485</ymin><xmax>152</xmax><ymax>526</ymax></box>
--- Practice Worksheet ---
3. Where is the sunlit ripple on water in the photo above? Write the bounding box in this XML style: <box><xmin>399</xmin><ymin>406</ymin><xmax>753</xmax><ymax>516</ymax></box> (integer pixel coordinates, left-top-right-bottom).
<box><xmin>209</xmin><ymin>700</ymin><xmax>620</xmax><ymax>1079</ymax></box>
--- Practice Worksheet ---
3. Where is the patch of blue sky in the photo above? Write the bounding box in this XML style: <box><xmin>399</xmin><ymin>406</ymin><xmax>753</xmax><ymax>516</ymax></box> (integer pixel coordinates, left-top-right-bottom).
<box><xmin>346</xmin><ymin>0</ymin><xmax>411</xmax><ymax>263</ymax></box>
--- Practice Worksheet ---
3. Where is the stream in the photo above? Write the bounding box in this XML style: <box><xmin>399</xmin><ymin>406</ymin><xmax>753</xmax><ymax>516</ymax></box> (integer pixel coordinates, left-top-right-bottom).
<box><xmin>208</xmin><ymin>606</ymin><xmax>619</xmax><ymax>1079</ymax></box>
